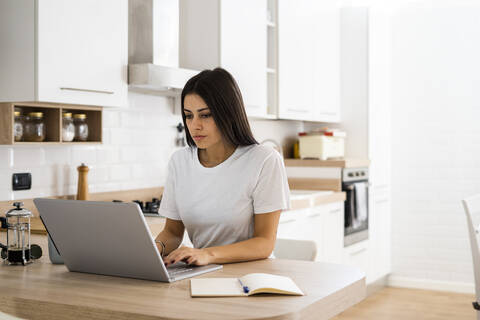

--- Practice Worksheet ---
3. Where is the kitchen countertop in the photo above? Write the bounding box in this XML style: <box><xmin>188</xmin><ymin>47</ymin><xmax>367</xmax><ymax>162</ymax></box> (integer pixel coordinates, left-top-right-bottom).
<box><xmin>0</xmin><ymin>235</ymin><xmax>365</xmax><ymax>320</ymax></box>
<box><xmin>289</xmin><ymin>190</ymin><xmax>346</xmax><ymax>210</ymax></box>
<box><xmin>4</xmin><ymin>189</ymin><xmax>345</xmax><ymax>235</ymax></box>
<box><xmin>284</xmin><ymin>158</ymin><xmax>370</xmax><ymax>168</ymax></box>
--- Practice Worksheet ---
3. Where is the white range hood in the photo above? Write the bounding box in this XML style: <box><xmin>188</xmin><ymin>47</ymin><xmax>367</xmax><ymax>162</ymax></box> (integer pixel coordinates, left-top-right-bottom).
<box><xmin>128</xmin><ymin>0</ymin><xmax>199</xmax><ymax>96</ymax></box>
<box><xmin>128</xmin><ymin>64</ymin><xmax>198</xmax><ymax>96</ymax></box>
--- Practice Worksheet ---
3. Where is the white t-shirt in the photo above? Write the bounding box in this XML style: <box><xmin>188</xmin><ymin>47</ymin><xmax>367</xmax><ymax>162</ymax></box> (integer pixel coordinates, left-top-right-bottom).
<box><xmin>159</xmin><ymin>144</ymin><xmax>291</xmax><ymax>249</ymax></box>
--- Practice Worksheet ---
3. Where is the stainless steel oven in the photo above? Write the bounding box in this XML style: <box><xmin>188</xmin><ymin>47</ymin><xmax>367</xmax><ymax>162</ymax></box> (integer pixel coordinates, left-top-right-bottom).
<box><xmin>343</xmin><ymin>168</ymin><xmax>369</xmax><ymax>246</ymax></box>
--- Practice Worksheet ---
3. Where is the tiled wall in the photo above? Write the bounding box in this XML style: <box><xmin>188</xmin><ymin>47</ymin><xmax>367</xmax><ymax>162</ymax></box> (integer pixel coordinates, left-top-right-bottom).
<box><xmin>390</xmin><ymin>3</ymin><xmax>480</xmax><ymax>292</ymax></box>
<box><xmin>0</xmin><ymin>92</ymin><xmax>303</xmax><ymax>202</ymax></box>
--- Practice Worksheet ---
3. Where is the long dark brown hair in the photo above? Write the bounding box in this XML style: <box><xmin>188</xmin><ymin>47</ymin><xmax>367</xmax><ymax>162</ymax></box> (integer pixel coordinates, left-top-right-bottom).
<box><xmin>181</xmin><ymin>67</ymin><xmax>258</xmax><ymax>148</ymax></box>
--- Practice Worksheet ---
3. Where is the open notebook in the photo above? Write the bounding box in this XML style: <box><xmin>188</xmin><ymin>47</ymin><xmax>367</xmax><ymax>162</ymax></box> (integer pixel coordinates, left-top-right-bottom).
<box><xmin>190</xmin><ymin>273</ymin><xmax>304</xmax><ymax>297</ymax></box>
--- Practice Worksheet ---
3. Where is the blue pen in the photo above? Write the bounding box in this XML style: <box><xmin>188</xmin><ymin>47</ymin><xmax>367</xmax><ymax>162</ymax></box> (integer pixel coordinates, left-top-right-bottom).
<box><xmin>238</xmin><ymin>278</ymin><xmax>249</xmax><ymax>294</ymax></box>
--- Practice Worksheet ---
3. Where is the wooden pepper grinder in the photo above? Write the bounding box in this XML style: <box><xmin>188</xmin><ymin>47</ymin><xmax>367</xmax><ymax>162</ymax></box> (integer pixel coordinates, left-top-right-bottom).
<box><xmin>76</xmin><ymin>163</ymin><xmax>89</xmax><ymax>200</ymax></box>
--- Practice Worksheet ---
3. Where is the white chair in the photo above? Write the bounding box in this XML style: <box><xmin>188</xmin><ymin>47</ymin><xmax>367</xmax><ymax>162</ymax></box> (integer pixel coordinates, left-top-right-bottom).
<box><xmin>462</xmin><ymin>194</ymin><xmax>480</xmax><ymax>319</ymax></box>
<box><xmin>273</xmin><ymin>238</ymin><xmax>317</xmax><ymax>261</ymax></box>
<box><xmin>0</xmin><ymin>310</ymin><xmax>24</xmax><ymax>320</ymax></box>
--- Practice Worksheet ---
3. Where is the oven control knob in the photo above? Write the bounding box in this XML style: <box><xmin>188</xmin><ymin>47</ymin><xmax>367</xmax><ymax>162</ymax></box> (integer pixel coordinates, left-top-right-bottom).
<box><xmin>360</xmin><ymin>172</ymin><xmax>365</xmax><ymax>176</ymax></box>
<box><xmin>348</xmin><ymin>173</ymin><xmax>354</xmax><ymax>177</ymax></box>
<box><xmin>355</xmin><ymin>172</ymin><xmax>360</xmax><ymax>176</ymax></box>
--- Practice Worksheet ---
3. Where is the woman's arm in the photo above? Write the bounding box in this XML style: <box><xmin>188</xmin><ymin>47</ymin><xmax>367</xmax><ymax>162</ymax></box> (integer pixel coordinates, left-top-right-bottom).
<box><xmin>163</xmin><ymin>210</ymin><xmax>281</xmax><ymax>266</ymax></box>
<box><xmin>155</xmin><ymin>218</ymin><xmax>185</xmax><ymax>256</ymax></box>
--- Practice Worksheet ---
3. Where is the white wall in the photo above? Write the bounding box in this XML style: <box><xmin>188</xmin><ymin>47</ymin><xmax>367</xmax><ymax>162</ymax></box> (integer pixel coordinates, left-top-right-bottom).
<box><xmin>389</xmin><ymin>1</ymin><xmax>480</xmax><ymax>293</ymax></box>
<box><xmin>0</xmin><ymin>92</ymin><xmax>302</xmax><ymax>202</ymax></box>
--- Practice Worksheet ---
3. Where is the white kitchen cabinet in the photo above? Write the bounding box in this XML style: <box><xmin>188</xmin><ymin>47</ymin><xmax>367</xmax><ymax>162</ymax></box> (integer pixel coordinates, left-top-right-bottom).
<box><xmin>312</xmin><ymin>2</ymin><xmax>341</xmax><ymax>123</ymax></box>
<box><xmin>303</xmin><ymin>208</ymin><xmax>325</xmax><ymax>261</ymax></box>
<box><xmin>367</xmin><ymin>5</ymin><xmax>392</xmax><ymax>282</ymax></box>
<box><xmin>277</xmin><ymin>202</ymin><xmax>344</xmax><ymax>263</ymax></box>
<box><xmin>278</xmin><ymin>208</ymin><xmax>313</xmax><ymax>240</ymax></box>
<box><xmin>330</xmin><ymin>5</ymin><xmax>391</xmax><ymax>284</ymax></box>
<box><xmin>368</xmin><ymin>186</ymin><xmax>391</xmax><ymax>283</ymax></box>
<box><xmin>179</xmin><ymin>0</ymin><xmax>267</xmax><ymax>118</ymax></box>
<box><xmin>277</xmin><ymin>0</ymin><xmax>340</xmax><ymax>122</ymax></box>
<box><xmin>0</xmin><ymin>0</ymin><xmax>128</xmax><ymax>107</ymax></box>
<box><xmin>343</xmin><ymin>240</ymin><xmax>370</xmax><ymax>280</ymax></box>
<box><xmin>320</xmin><ymin>203</ymin><xmax>344</xmax><ymax>264</ymax></box>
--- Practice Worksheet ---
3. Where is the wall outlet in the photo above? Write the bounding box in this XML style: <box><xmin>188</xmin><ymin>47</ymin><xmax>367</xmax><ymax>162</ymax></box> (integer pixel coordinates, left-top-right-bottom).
<box><xmin>12</xmin><ymin>173</ymin><xmax>32</xmax><ymax>191</ymax></box>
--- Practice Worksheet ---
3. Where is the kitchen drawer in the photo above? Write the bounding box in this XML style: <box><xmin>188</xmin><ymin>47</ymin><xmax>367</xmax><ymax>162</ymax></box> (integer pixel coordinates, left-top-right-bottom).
<box><xmin>277</xmin><ymin>208</ymin><xmax>311</xmax><ymax>240</ymax></box>
<box><xmin>343</xmin><ymin>240</ymin><xmax>369</xmax><ymax>279</ymax></box>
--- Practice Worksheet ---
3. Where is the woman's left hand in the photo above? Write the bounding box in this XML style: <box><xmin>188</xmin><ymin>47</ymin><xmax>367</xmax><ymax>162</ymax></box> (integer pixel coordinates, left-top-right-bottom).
<box><xmin>163</xmin><ymin>246</ymin><xmax>212</xmax><ymax>267</ymax></box>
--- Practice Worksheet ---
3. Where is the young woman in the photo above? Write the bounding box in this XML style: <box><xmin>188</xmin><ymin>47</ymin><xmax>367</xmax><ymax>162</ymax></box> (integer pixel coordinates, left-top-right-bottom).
<box><xmin>155</xmin><ymin>68</ymin><xmax>290</xmax><ymax>267</ymax></box>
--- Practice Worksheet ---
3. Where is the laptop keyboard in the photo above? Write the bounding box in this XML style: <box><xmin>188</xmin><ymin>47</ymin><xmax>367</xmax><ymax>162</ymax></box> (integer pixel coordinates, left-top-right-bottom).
<box><xmin>168</xmin><ymin>266</ymin><xmax>194</xmax><ymax>276</ymax></box>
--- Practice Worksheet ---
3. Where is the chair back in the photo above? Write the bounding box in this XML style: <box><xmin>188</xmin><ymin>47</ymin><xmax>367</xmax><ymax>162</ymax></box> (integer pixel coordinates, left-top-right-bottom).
<box><xmin>462</xmin><ymin>194</ymin><xmax>480</xmax><ymax>304</ymax></box>
<box><xmin>0</xmin><ymin>310</ymin><xmax>24</xmax><ymax>319</ymax></box>
<box><xmin>273</xmin><ymin>238</ymin><xmax>317</xmax><ymax>261</ymax></box>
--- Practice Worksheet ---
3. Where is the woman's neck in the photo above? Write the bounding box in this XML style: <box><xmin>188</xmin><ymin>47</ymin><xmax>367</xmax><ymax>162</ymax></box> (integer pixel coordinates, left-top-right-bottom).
<box><xmin>198</xmin><ymin>142</ymin><xmax>236</xmax><ymax>167</ymax></box>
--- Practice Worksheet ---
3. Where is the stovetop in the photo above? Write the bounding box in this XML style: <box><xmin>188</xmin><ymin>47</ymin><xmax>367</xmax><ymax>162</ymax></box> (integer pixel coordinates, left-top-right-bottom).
<box><xmin>112</xmin><ymin>197</ymin><xmax>161</xmax><ymax>217</ymax></box>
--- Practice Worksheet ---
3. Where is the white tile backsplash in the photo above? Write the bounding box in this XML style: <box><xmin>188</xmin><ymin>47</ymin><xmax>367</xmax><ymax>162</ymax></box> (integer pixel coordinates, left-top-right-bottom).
<box><xmin>96</xmin><ymin>146</ymin><xmax>120</xmax><ymax>164</ymax></box>
<box><xmin>120</xmin><ymin>146</ymin><xmax>142</xmax><ymax>163</ymax></box>
<box><xmin>89</xmin><ymin>165</ymin><xmax>110</xmax><ymax>184</ymax></box>
<box><xmin>71</xmin><ymin>146</ymin><xmax>97</xmax><ymax>165</ymax></box>
<box><xmin>101</xmin><ymin>128</ymin><xmax>111</xmax><ymax>144</ymax></box>
<box><xmin>108</xmin><ymin>164</ymin><xmax>132</xmax><ymax>182</ymax></box>
<box><xmin>30</xmin><ymin>166</ymin><xmax>55</xmax><ymax>188</ymax></box>
<box><xmin>0</xmin><ymin>169</ymin><xmax>11</xmax><ymax>190</ymax></box>
<box><xmin>109</xmin><ymin>128</ymin><xmax>133</xmax><ymax>145</ymax></box>
<box><xmin>0</xmin><ymin>147</ymin><xmax>13</xmax><ymax>167</ymax></box>
<box><xmin>44</xmin><ymin>146</ymin><xmax>72</xmax><ymax>165</ymax></box>
<box><xmin>13</xmin><ymin>148</ymin><xmax>45</xmax><ymax>168</ymax></box>
<box><xmin>102</xmin><ymin>110</ymin><xmax>121</xmax><ymax>128</ymax></box>
<box><xmin>0</xmin><ymin>91</ymin><xmax>303</xmax><ymax>205</ymax></box>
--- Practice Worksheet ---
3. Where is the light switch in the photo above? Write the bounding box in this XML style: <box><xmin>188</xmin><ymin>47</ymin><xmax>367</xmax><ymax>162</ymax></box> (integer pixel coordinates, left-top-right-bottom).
<box><xmin>12</xmin><ymin>173</ymin><xmax>31</xmax><ymax>191</ymax></box>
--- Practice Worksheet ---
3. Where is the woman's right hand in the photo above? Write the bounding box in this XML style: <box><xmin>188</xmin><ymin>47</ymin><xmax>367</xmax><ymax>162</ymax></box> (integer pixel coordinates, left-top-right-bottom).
<box><xmin>163</xmin><ymin>246</ymin><xmax>213</xmax><ymax>267</ymax></box>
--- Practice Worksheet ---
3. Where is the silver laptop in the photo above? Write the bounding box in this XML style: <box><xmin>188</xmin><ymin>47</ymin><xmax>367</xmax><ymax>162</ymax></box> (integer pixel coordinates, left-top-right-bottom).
<box><xmin>33</xmin><ymin>198</ymin><xmax>222</xmax><ymax>282</ymax></box>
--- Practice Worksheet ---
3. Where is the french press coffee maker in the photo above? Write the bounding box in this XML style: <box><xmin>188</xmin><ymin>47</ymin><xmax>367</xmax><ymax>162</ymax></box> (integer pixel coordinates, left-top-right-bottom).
<box><xmin>0</xmin><ymin>202</ymin><xmax>42</xmax><ymax>265</ymax></box>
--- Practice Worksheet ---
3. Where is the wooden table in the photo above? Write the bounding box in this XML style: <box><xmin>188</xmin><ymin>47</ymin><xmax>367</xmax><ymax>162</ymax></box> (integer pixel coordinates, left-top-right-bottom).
<box><xmin>0</xmin><ymin>234</ymin><xmax>365</xmax><ymax>320</ymax></box>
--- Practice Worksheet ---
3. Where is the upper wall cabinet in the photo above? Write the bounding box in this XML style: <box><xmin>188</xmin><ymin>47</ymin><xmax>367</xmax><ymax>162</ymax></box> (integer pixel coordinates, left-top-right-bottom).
<box><xmin>0</xmin><ymin>0</ymin><xmax>128</xmax><ymax>108</ymax></box>
<box><xmin>278</xmin><ymin>0</ymin><xmax>340</xmax><ymax>122</ymax></box>
<box><xmin>179</xmin><ymin>0</ymin><xmax>268</xmax><ymax>118</ymax></box>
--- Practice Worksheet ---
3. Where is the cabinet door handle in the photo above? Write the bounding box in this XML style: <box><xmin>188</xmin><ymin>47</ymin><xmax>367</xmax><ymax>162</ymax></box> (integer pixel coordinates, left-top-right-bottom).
<box><xmin>287</xmin><ymin>108</ymin><xmax>309</xmax><ymax>113</ymax></box>
<box><xmin>318</xmin><ymin>112</ymin><xmax>337</xmax><ymax>116</ymax></box>
<box><xmin>307</xmin><ymin>213</ymin><xmax>322</xmax><ymax>218</ymax></box>
<box><xmin>329</xmin><ymin>208</ymin><xmax>342</xmax><ymax>214</ymax></box>
<box><xmin>60</xmin><ymin>87</ymin><xmax>114</xmax><ymax>95</ymax></box>
<box><xmin>350</xmin><ymin>247</ymin><xmax>367</xmax><ymax>256</ymax></box>
<box><xmin>279</xmin><ymin>217</ymin><xmax>296</xmax><ymax>224</ymax></box>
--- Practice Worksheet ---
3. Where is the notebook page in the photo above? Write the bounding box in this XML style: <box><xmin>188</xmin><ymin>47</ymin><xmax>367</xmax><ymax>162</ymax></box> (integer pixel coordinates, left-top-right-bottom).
<box><xmin>240</xmin><ymin>273</ymin><xmax>304</xmax><ymax>295</ymax></box>
<box><xmin>190</xmin><ymin>278</ymin><xmax>247</xmax><ymax>297</ymax></box>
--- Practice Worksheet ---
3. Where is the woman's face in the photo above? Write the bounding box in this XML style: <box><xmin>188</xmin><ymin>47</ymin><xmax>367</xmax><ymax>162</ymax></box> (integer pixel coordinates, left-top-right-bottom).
<box><xmin>183</xmin><ymin>94</ymin><xmax>223</xmax><ymax>149</ymax></box>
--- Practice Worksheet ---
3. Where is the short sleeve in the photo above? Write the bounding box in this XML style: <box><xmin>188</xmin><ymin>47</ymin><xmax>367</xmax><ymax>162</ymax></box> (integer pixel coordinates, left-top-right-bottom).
<box><xmin>252</xmin><ymin>151</ymin><xmax>291</xmax><ymax>214</ymax></box>
<box><xmin>159</xmin><ymin>158</ymin><xmax>181</xmax><ymax>220</ymax></box>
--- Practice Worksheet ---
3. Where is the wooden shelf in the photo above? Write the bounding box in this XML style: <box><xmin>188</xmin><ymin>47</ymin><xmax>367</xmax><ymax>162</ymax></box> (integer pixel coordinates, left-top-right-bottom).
<box><xmin>0</xmin><ymin>102</ymin><xmax>102</xmax><ymax>145</ymax></box>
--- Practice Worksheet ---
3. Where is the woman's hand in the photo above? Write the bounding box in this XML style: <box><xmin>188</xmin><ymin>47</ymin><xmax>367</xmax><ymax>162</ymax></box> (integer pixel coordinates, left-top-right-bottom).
<box><xmin>163</xmin><ymin>246</ymin><xmax>212</xmax><ymax>267</ymax></box>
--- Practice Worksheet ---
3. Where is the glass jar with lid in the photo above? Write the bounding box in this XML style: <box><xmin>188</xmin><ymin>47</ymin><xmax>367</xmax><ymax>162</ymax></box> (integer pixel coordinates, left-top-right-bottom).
<box><xmin>24</xmin><ymin>112</ymin><xmax>46</xmax><ymax>142</ymax></box>
<box><xmin>13</xmin><ymin>111</ymin><xmax>24</xmax><ymax>142</ymax></box>
<box><xmin>73</xmin><ymin>114</ymin><xmax>89</xmax><ymax>141</ymax></box>
<box><xmin>62</xmin><ymin>112</ymin><xmax>75</xmax><ymax>142</ymax></box>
